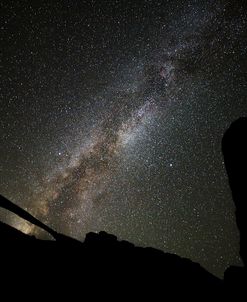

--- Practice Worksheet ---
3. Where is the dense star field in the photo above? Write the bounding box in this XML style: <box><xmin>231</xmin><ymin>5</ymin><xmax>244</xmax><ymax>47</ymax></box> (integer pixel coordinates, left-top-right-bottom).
<box><xmin>0</xmin><ymin>0</ymin><xmax>246</xmax><ymax>277</ymax></box>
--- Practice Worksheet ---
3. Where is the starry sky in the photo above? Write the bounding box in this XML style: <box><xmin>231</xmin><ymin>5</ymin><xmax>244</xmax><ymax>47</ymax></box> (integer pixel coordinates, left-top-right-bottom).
<box><xmin>0</xmin><ymin>0</ymin><xmax>246</xmax><ymax>277</ymax></box>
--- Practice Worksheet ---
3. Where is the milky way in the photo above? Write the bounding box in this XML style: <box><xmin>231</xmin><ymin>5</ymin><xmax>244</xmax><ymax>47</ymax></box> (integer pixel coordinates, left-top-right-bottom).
<box><xmin>1</xmin><ymin>0</ymin><xmax>246</xmax><ymax>277</ymax></box>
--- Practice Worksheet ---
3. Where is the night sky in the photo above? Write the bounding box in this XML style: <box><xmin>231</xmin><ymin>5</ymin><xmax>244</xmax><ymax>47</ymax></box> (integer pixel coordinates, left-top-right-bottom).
<box><xmin>0</xmin><ymin>0</ymin><xmax>246</xmax><ymax>277</ymax></box>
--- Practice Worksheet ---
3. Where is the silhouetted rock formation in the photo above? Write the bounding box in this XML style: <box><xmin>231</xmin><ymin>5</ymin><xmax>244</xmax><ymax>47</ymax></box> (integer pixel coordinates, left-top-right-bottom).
<box><xmin>1</xmin><ymin>117</ymin><xmax>247</xmax><ymax>297</ymax></box>
<box><xmin>0</xmin><ymin>194</ymin><xmax>221</xmax><ymax>298</ymax></box>
<box><xmin>222</xmin><ymin>117</ymin><xmax>247</xmax><ymax>266</ymax></box>
<box><xmin>222</xmin><ymin>117</ymin><xmax>247</xmax><ymax>293</ymax></box>
<box><xmin>0</xmin><ymin>194</ymin><xmax>80</xmax><ymax>243</ymax></box>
